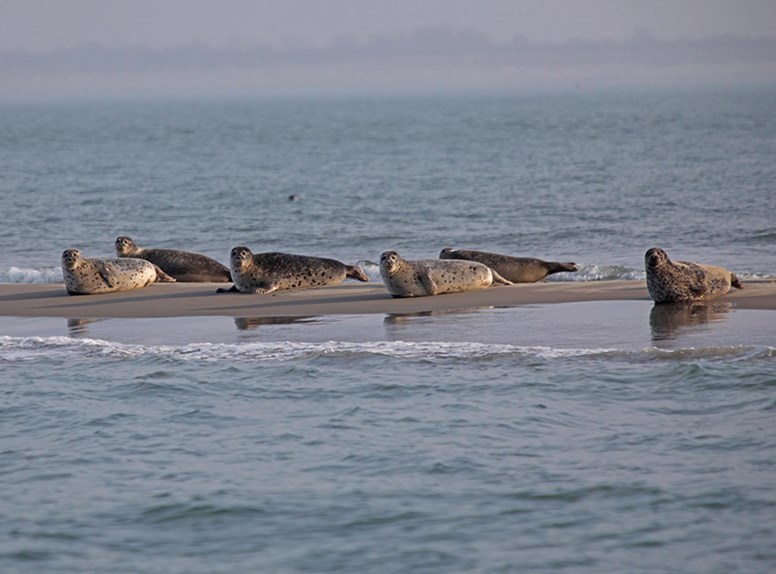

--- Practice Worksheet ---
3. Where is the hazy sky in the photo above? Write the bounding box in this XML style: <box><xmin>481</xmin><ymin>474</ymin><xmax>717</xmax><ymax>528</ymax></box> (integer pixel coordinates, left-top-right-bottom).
<box><xmin>2</xmin><ymin>0</ymin><xmax>775</xmax><ymax>96</ymax></box>
<box><xmin>3</xmin><ymin>0</ymin><xmax>776</xmax><ymax>52</ymax></box>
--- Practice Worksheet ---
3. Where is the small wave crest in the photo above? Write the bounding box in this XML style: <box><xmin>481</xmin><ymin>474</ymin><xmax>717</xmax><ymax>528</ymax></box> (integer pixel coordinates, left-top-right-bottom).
<box><xmin>646</xmin><ymin>345</ymin><xmax>776</xmax><ymax>362</ymax></box>
<box><xmin>3</xmin><ymin>335</ymin><xmax>774</xmax><ymax>364</ymax></box>
<box><xmin>547</xmin><ymin>264</ymin><xmax>645</xmax><ymax>282</ymax></box>
<box><xmin>0</xmin><ymin>266</ymin><xmax>62</xmax><ymax>284</ymax></box>
<box><xmin>0</xmin><ymin>335</ymin><xmax>620</xmax><ymax>363</ymax></box>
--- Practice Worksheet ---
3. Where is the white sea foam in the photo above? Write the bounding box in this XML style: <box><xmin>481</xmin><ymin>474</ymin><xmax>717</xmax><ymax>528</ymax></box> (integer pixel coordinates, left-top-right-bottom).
<box><xmin>0</xmin><ymin>335</ymin><xmax>622</xmax><ymax>363</ymax></box>
<box><xmin>0</xmin><ymin>266</ymin><xmax>62</xmax><ymax>284</ymax></box>
<box><xmin>546</xmin><ymin>264</ymin><xmax>646</xmax><ymax>282</ymax></box>
<box><xmin>3</xmin><ymin>335</ymin><xmax>773</xmax><ymax>364</ymax></box>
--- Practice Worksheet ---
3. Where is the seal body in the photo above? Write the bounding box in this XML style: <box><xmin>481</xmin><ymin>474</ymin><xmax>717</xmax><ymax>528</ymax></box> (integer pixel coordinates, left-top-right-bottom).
<box><xmin>115</xmin><ymin>236</ymin><xmax>231</xmax><ymax>282</ymax></box>
<box><xmin>380</xmin><ymin>250</ymin><xmax>512</xmax><ymax>298</ymax></box>
<box><xmin>223</xmin><ymin>246</ymin><xmax>369</xmax><ymax>294</ymax></box>
<box><xmin>439</xmin><ymin>248</ymin><xmax>578</xmax><ymax>283</ymax></box>
<box><xmin>644</xmin><ymin>247</ymin><xmax>743</xmax><ymax>304</ymax></box>
<box><xmin>61</xmin><ymin>248</ymin><xmax>175</xmax><ymax>295</ymax></box>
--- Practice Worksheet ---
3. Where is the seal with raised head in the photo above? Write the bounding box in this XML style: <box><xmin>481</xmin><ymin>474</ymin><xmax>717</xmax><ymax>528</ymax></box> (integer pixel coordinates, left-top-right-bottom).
<box><xmin>644</xmin><ymin>247</ymin><xmax>743</xmax><ymax>304</ymax></box>
<box><xmin>219</xmin><ymin>246</ymin><xmax>370</xmax><ymax>294</ymax></box>
<box><xmin>61</xmin><ymin>248</ymin><xmax>175</xmax><ymax>295</ymax></box>
<box><xmin>115</xmin><ymin>236</ymin><xmax>231</xmax><ymax>282</ymax></box>
<box><xmin>439</xmin><ymin>248</ymin><xmax>578</xmax><ymax>283</ymax></box>
<box><xmin>379</xmin><ymin>250</ymin><xmax>512</xmax><ymax>298</ymax></box>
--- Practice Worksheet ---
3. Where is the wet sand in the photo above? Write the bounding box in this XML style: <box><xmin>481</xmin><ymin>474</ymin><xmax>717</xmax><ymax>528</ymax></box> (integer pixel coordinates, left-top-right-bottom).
<box><xmin>0</xmin><ymin>280</ymin><xmax>773</xmax><ymax>319</ymax></box>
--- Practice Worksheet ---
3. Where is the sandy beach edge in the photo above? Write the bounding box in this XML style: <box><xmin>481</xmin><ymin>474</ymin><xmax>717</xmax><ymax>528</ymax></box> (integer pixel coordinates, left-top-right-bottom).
<box><xmin>0</xmin><ymin>280</ymin><xmax>773</xmax><ymax>319</ymax></box>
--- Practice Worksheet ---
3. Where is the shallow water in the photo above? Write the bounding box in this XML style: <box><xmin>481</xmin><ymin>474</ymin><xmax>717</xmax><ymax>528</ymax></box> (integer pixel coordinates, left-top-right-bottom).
<box><xmin>1</xmin><ymin>88</ymin><xmax>776</xmax><ymax>573</ymax></box>
<box><xmin>2</xmin><ymin>302</ymin><xmax>776</xmax><ymax>573</ymax></box>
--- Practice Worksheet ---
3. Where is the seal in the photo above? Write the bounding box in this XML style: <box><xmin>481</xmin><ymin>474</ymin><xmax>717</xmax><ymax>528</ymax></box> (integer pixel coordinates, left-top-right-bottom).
<box><xmin>439</xmin><ymin>248</ymin><xmax>578</xmax><ymax>283</ymax></box>
<box><xmin>644</xmin><ymin>247</ymin><xmax>743</xmax><ymax>303</ymax></box>
<box><xmin>61</xmin><ymin>248</ymin><xmax>175</xmax><ymax>295</ymax></box>
<box><xmin>379</xmin><ymin>250</ymin><xmax>512</xmax><ymax>298</ymax></box>
<box><xmin>115</xmin><ymin>236</ymin><xmax>231</xmax><ymax>282</ymax></box>
<box><xmin>219</xmin><ymin>246</ymin><xmax>370</xmax><ymax>294</ymax></box>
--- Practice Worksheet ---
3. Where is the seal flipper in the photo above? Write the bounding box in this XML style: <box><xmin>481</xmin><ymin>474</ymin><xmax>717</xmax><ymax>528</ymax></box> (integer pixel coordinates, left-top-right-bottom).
<box><xmin>346</xmin><ymin>265</ymin><xmax>370</xmax><ymax>282</ymax></box>
<box><xmin>490</xmin><ymin>269</ymin><xmax>512</xmax><ymax>286</ymax></box>
<box><xmin>216</xmin><ymin>285</ymin><xmax>240</xmax><ymax>293</ymax></box>
<box><xmin>547</xmin><ymin>262</ymin><xmax>578</xmax><ymax>274</ymax></box>
<box><xmin>151</xmin><ymin>264</ymin><xmax>176</xmax><ymax>283</ymax></box>
<box><xmin>96</xmin><ymin>261</ymin><xmax>117</xmax><ymax>289</ymax></box>
<box><xmin>419</xmin><ymin>272</ymin><xmax>439</xmax><ymax>295</ymax></box>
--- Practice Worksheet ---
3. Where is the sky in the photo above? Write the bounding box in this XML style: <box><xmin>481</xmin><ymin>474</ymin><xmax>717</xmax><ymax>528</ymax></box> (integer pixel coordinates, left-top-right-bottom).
<box><xmin>2</xmin><ymin>0</ymin><xmax>776</xmax><ymax>96</ymax></box>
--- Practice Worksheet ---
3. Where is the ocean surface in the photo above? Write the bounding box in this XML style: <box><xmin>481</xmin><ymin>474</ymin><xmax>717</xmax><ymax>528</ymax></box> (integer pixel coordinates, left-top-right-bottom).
<box><xmin>1</xmin><ymin>88</ymin><xmax>775</xmax><ymax>573</ymax></box>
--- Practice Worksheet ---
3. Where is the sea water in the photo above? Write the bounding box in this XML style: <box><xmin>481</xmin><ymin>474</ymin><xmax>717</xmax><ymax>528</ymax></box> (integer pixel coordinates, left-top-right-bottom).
<box><xmin>1</xmin><ymin>88</ymin><xmax>775</xmax><ymax>573</ymax></box>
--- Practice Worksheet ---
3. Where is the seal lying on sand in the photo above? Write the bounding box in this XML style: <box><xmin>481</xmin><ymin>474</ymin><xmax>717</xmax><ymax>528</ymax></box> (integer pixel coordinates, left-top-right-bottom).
<box><xmin>644</xmin><ymin>247</ymin><xmax>742</xmax><ymax>303</ymax></box>
<box><xmin>380</xmin><ymin>250</ymin><xmax>512</xmax><ymax>298</ymax></box>
<box><xmin>61</xmin><ymin>248</ymin><xmax>175</xmax><ymax>295</ymax></box>
<box><xmin>439</xmin><ymin>248</ymin><xmax>578</xmax><ymax>283</ymax></box>
<box><xmin>219</xmin><ymin>246</ymin><xmax>370</xmax><ymax>294</ymax></box>
<box><xmin>115</xmin><ymin>236</ymin><xmax>231</xmax><ymax>282</ymax></box>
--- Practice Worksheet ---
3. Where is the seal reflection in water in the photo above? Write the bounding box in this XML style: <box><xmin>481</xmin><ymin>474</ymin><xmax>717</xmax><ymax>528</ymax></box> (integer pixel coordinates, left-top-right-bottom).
<box><xmin>115</xmin><ymin>236</ymin><xmax>231</xmax><ymax>283</ymax></box>
<box><xmin>379</xmin><ymin>250</ymin><xmax>511</xmax><ymax>298</ymax></box>
<box><xmin>644</xmin><ymin>247</ymin><xmax>742</xmax><ymax>303</ymax></box>
<box><xmin>220</xmin><ymin>246</ymin><xmax>370</xmax><ymax>294</ymax></box>
<box><xmin>61</xmin><ymin>248</ymin><xmax>175</xmax><ymax>295</ymax></box>
<box><xmin>439</xmin><ymin>248</ymin><xmax>578</xmax><ymax>283</ymax></box>
<box><xmin>649</xmin><ymin>301</ymin><xmax>732</xmax><ymax>341</ymax></box>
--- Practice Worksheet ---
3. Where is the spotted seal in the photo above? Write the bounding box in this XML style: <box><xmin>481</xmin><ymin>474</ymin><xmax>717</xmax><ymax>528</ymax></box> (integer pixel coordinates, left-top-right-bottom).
<box><xmin>218</xmin><ymin>246</ymin><xmax>370</xmax><ymax>294</ymax></box>
<box><xmin>115</xmin><ymin>236</ymin><xmax>231</xmax><ymax>282</ymax></box>
<box><xmin>644</xmin><ymin>247</ymin><xmax>743</xmax><ymax>303</ymax></box>
<box><xmin>61</xmin><ymin>248</ymin><xmax>175</xmax><ymax>295</ymax></box>
<box><xmin>439</xmin><ymin>248</ymin><xmax>578</xmax><ymax>283</ymax></box>
<box><xmin>379</xmin><ymin>250</ymin><xmax>512</xmax><ymax>298</ymax></box>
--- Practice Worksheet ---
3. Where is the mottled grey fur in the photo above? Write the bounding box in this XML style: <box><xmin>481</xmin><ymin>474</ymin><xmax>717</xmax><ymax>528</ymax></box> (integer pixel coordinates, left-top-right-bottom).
<box><xmin>644</xmin><ymin>247</ymin><xmax>742</xmax><ymax>304</ymax></box>
<box><xmin>221</xmin><ymin>246</ymin><xmax>369</xmax><ymax>294</ymax></box>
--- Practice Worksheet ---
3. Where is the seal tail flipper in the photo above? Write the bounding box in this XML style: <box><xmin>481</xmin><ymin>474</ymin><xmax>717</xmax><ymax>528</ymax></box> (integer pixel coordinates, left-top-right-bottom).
<box><xmin>731</xmin><ymin>273</ymin><xmax>743</xmax><ymax>290</ymax></box>
<box><xmin>152</xmin><ymin>265</ymin><xmax>176</xmax><ymax>283</ymax></box>
<box><xmin>490</xmin><ymin>269</ymin><xmax>513</xmax><ymax>286</ymax></box>
<box><xmin>346</xmin><ymin>265</ymin><xmax>370</xmax><ymax>282</ymax></box>
<box><xmin>547</xmin><ymin>262</ymin><xmax>578</xmax><ymax>274</ymax></box>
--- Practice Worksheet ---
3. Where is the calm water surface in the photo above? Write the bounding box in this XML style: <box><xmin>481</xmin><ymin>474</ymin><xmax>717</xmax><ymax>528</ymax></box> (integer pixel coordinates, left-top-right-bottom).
<box><xmin>1</xmin><ymin>88</ymin><xmax>775</xmax><ymax>573</ymax></box>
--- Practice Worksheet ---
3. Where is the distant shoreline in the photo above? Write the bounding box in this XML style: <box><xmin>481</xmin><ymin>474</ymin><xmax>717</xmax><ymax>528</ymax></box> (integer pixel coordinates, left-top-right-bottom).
<box><xmin>0</xmin><ymin>280</ymin><xmax>773</xmax><ymax>319</ymax></box>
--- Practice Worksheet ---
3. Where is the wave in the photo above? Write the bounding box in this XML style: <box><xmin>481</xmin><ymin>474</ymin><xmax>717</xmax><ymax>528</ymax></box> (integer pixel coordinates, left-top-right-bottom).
<box><xmin>2</xmin><ymin>335</ymin><xmax>774</xmax><ymax>364</ymax></box>
<box><xmin>0</xmin><ymin>266</ymin><xmax>62</xmax><ymax>284</ymax></box>
<box><xmin>747</xmin><ymin>228</ymin><xmax>776</xmax><ymax>243</ymax></box>
<box><xmin>546</xmin><ymin>264</ymin><xmax>645</xmax><ymax>282</ymax></box>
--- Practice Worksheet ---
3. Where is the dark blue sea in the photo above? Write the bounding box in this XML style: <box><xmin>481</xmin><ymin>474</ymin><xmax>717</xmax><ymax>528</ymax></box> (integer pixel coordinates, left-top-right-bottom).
<box><xmin>1</xmin><ymin>88</ymin><xmax>775</xmax><ymax>573</ymax></box>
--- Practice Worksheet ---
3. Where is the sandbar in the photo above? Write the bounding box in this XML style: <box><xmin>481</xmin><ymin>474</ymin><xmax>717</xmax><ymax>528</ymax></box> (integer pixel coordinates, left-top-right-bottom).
<box><xmin>0</xmin><ymin>280</ymin><xmax>773</xmax><ymax>319</ymax></box>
